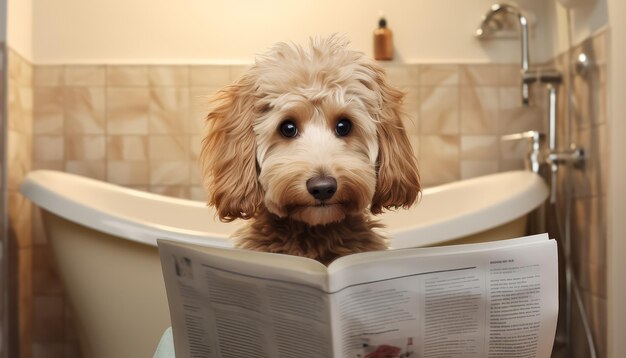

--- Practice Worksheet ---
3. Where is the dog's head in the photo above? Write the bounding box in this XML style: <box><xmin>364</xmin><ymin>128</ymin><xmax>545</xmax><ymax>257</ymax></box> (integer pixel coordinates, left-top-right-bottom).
<box><xmin>201</xmin><ymin>36</ymin><xmax>420</xmax><ymax>226</ymax></box>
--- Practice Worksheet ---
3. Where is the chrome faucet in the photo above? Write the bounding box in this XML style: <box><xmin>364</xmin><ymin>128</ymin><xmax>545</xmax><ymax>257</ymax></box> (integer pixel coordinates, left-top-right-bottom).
<box><xmin>501</xmin><ymin>82</ymin><xmax>585</xmax><ymax>203</ymax></box>
<box><xmin>476</xmin><ymin>3</ymin><xmax>531</xmax><ymax>105</ymax></box>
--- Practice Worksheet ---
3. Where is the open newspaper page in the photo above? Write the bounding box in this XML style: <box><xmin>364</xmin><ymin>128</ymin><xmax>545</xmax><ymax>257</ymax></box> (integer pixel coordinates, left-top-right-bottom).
<box><xmin>158</xmin><ymin>241</ymin><xmax>334</xmax><ymax>358</ymax></box>
<box><xmin>327</xmin><ymin>234</ymin><xmax>558</xmax><ymax>358</ymax></box>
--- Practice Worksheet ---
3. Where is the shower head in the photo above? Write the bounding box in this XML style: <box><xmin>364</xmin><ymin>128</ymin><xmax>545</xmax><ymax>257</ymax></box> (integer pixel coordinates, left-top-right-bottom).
<box><xmin>475</xmin><ymin>4</ymin><xmax>525</xmax><ymax>39</ymax></box>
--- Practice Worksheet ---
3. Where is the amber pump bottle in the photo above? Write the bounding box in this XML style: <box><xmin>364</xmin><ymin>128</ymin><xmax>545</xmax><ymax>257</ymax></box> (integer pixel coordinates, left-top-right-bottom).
<box><xmin>373</xmin><ymin>17</ymin><xmax>393</xmax><ymax>61</ymax></box>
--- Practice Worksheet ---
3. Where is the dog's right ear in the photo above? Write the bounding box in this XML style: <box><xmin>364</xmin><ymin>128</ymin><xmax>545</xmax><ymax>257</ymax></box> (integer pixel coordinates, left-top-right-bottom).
<box><xmin>200</xmin><ymin>77</ymin><xmax>263</xmax><ymax>222</ymax></box>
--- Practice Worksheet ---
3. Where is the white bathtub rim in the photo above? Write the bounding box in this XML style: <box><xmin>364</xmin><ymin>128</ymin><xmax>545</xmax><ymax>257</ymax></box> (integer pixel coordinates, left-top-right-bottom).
<box><xmin>386</xmin><ymin>171</ymin><xmax>549</xmax><ymax>248</ymax></box>
<box><xmin>21</xmin><ymin>170</ymin><xmax>548</xmax><ymax>249</ymax></box>
<box><xmin>20</xmin><ymin>171</ymin><xmax>233</xmax><ymax>248</ymax></box>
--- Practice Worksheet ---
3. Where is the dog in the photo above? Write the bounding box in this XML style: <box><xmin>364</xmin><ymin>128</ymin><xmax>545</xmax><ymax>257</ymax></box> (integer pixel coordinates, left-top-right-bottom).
<box><xmin>200</xmin><ymin>36</ymin><xmax>420</xmax><ymax>265</ymax></box>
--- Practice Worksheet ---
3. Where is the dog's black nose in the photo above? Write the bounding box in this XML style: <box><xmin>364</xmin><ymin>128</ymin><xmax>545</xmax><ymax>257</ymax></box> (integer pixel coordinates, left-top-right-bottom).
<box><xmin>306</xmin><ymin>176</ymin><xmax>337</xmax><ymax>201</ymax></box>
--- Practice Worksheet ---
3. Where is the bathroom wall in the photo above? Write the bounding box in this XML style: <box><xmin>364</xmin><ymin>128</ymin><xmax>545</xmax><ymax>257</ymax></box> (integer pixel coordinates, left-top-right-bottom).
<box><xmin>6</xmin><ymin>0</ymin><xmax>33</xmax><ymax>61</ymax></box>
<box><xmin>31</xmin><ymin>0</ymin><xmax>554</xmax><ymax>64</ymax></box>
<box><xmin>9</xmin><ymin>0</ymin><xmax>614</xmax><ymax>357</ymax></box>
<box><xmin>7</xmin><ymin>48</ymin><xmax>33</xmax><ymax>358</ymax></box>
<box><xmin>548</xmin><ymin>0</ymin><xmax>608</xmax><ymax>57</ymax></box>
<box><xmin>550</xmin><ymin>28</ymin><xmax>608</xmax><ymax>358</ymax></box>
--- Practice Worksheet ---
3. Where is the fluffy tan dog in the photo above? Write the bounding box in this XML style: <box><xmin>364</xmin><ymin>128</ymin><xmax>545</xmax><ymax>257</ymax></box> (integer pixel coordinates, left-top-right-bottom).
<box><xmin>200</xmin><ymin>36</ymin><xmax>420</xmax><ymax>265</ymax></box>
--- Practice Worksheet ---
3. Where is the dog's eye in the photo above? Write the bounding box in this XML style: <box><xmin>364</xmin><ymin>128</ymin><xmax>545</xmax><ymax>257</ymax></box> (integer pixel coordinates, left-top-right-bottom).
<box><xmin>279</xmin><ymin>120</ymin><xmax>298</xmax><ymax>138</ymax></box>
<box><xmin>335</xmin><ymin>118</ymin><xmax>352</xmax><ymax>137</ymax></box>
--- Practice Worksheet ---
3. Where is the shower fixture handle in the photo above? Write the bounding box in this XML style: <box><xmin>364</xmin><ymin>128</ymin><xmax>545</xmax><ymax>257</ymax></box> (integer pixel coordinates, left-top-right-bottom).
<box><xmin>548</xmin><ymin>146</ymin><xmax>585</xmax><ymax>167</ymax></box>
<box><xmin>501</xmin><ymin>130</ymin><xmax>545</xmax><ymax>173</ymax></box>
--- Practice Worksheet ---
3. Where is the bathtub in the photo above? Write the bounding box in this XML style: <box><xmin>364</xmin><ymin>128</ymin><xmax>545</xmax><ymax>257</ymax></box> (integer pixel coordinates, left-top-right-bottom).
<box><xmin>20</xmin><ymin>170</ymin><xmax>548</xmax><ymax>358</ymax></box>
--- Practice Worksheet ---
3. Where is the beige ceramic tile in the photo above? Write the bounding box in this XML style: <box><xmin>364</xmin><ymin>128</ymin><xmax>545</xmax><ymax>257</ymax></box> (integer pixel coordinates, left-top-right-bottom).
<box><xmin>572</xmin><ymin>195</ymin><xmax>607</xmax><ymax>268</ymax></box>
<box><xmin>17</xmin><ymin>246</ymin><xmax>33</xmax><ymax>353</ymax></box>
<box><xmin>498</xmin><ymin>64</ymin><xmax>521</xmax><ymax>86</ymax></box>
<box><xmin>229</xmin><ymin>65</ymin><xmax>252</xmax><ymax>82</ymax></box>
<box><xmin>591</xmin><ymin>71</ymin><xmax>607</xmax><ymax>126</ymax></box>
<box><xmin>64</xmin><ymin>135</ymin><xmax>106</xmax><ymax>160</ymax></box>
<box><xmin>498</xmin><ymin>86</ymin><xmax>543</xmax><ymax>134</ymax></box>
<box><xmin>34</xmin><ymin>135</ymin><xmax>64</xmax><ymax>161</ymax></box>
<box><xmin>190</xmin><ymin>164</ymin><xmax>203</xmax><ymax>186</ymax></box>
<box><xmin>419</xmin><ymin>64</ymin><xmax>459</xmax><ymax>86</ymax></box>
<box><xmin>189</xmin><ymin>134</ymin><xmax>202</xmax><ymax>161</ymax></box>
<box><xmin>591</xmin><ymin>294</ymin><xmax>608</xmax><ymax>357</ymax></box>
<box><xmin>381</xmin><ymin>64</ymin><xmax>420</xmax><ymax>87</ymax></box>
<box><xmin>34</xmin><ymin>66</ymin><xmax>65</xmax><ymax>86</ymax></box>
<box><xmin>8</xmin><ymin>49</ymin><xmax>33</xmax><ymax>85</ymax></box>
<box><xmin>127</xmin><ymin>185</ymin><xmax>149</xmax><ymax>192</ymax></box>
<box><xmin>32</xmin><ymin>296</ymin><xmax>64</xmax><ymax>341</ymax></box>
<box><xmin>581</xmin><ymin>292</ymin><xmax>607</xmax><ymax>358</ymax></box>
<box><xmin>498</xmin><ymin>135</ymin><xmax>527</xmax><ymax>161</ymax></box>
<box><xmin>65</xmin><ymin>160</ymin><xmax>106</xmax><ymax>180</ymax></box>
<box><xmin>32</xmin><ymin>247</ymin><xmax>65</xmax><ymax>295</ymax></box>
<box><xmin>461</xmin><ymin>160</ymin><xmax>498</xmax><ymax>179</ymax></box>
<box><xmin>149</xmin><ymin>135</ymin><xmax>189</xmax><ymax>161</ymax></box>
<box><xmin>571</xmin><ymin>73</ymin><xmax>591</xmax><ymax>131</ymax></box>
<box><xmin>188</xmin><ymin>87</ymin><xmax>218</xmax><ymax>134</ymax></box>
<box><xmin>189</xmin><ymin>186</ymin><xmax>208</xmax><ymax>201</ymax></box>
<box><xmin>8</xmin><ymin>82</ymin><xmax>34</xmax><ymax>134</ymax></box>
<box><xmin>598</xmin><ymin>64</ymin><xmax>607</xmax><ymax>85</ymax></box>
<box><xmin>591</xmin><ymin>30</ymin><xmax>607</xmax><ymax>65</ymax></box>
<box><xmin>32</xmin><ymin>343</ymin><xmax>64</xmax><ymax>358</ymax></box>
<box><xmin>402</xmin><ymin>87</ymin><xmax>419</xmax><ymax>134</ymax></box>
<box><xmin>420</xmin><ymin>86</ymin><xmax>459</xmax><ymax>134</ymax></box>
<box><xmin>7</xmin><ymin>131</ymin><xmax>33</xmax><ymax>190</ymax></box>
<box><xmin>572</xmin><ymin>124</ymin><xmax>607</xmax><ymax>197</ymax></box>
<box><xmin>459</xmin><ymin>65</ymin><xmax>500</xmax><ymax>86</ymax></box>
<box><xmin>498</xmin><ymin>159</ymin><xmax>525</xmax><ymax>172</ymax></box>
<box><xmin>32</xmin><ymin>160</ymin><xmax>64</xmax><ymax>172</ymax></box>
<box><xmin>107</xmin><ymin>161</ymin><xmax>149</xmax><ymax>186</ymax></box>
<box><xmin>32</xmin><ymin>208</ymin><xmax>48</xmax><ymax>246</ymax></box>
<box><xmin>419</xmin><ymin>135</ymin><xmax>460</xmax><ymax>187</ymax></box>
<box><xmin>150</xmin><ymin>162</ymin><xmax>191</xmax><ymax>186</ymax></box>
<box><xmin>107</xmin><ymin>65</ymin><xmax>149</xmax><ymax>86</ymax></box>
<box><xmin>460</xmin><ymin>135</ymin><xmax>499</xmax><ymax>160</ymax></box>
<box><xmin>189</xmin><ymin>65</ymin><xmax>231</xmax><ymax>86</ymax></box>
<box><xmin>63</xmin><ymin>305</ymin><xmax>81</xmax><ymax>342</ymax></box>
<box><xmin>149</xmin><ymin>65</ymin><xmax>189</xmax><ymax>86</ymax></box>
<box><xmin>8</xmin><ymin>191</ymin><xmax>32</xmax><ymax>231</ymax></box>
<box><xmin>106</xmin><ymin>88</ymin><xmax>150</xmax><ymax>134</ymax></box>
<box><xmin>33</xmin><ymin>87</ymin><xmax>64</xmax><ymax>135</ymax></box>
<box><xmin>577</xmin><ymin>262</ymin><xmax>607</xmax><ymax>298</ymax></box>
<box><xmin>149</xmin><ymin>87</ymin><xmax>190</xmax><ymax>134</ymax></box>
<box><xmin>107</xmin><ymin>135</ymin><xmax>148</xmax><ymax>161</ymax></box>
<box><xmin>65</xmin><ymin>65</ymin><xmax>106</xmax><ymax>86</ymax></box>
<box><xmin>64</xmin><ymin>87</ymin><xmax>106</xmax><ymax>134</ymax></box>
<box><xmin>406</xmin><ymin>134</ymin><xmax>420</xmax><ymax>160</ymax></box>
<box><xmin>460</xmin><ymin>87</ymin><xmax>498</xmax><ymax>134</ymax></box>
<box><xmin>149</xmin><ymin>186</ymin><xmax>190</xmax><ymax>199</ymax></box>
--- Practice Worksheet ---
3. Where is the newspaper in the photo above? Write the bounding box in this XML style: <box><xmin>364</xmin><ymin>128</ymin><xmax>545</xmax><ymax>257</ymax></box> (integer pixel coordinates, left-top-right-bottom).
<box><xmin>158</xmin><ymin>233</ymin><xmax>558</xmax><ymax>358</ymax></box>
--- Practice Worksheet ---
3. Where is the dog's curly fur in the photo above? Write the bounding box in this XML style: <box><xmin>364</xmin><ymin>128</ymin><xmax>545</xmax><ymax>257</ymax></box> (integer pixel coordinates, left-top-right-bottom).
<box><xmin>200</xmin><ymin>36</ymin><xmax>420</xmax><ymax>265</ymax></box>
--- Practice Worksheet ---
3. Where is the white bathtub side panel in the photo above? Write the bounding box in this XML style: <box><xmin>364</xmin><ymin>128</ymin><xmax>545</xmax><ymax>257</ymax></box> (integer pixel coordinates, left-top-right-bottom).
<box><xmin>43</xmin><ymin>211</ymin><xmax>170</xmax><ymax>358</ymax></box>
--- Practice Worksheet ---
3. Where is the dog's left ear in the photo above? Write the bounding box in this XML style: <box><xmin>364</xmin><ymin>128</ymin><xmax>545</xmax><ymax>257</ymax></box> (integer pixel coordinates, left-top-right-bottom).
<box><xmin>365</xmin><ymin>65</ymin><xmax>421</xmax><ymax>215</ymax></box>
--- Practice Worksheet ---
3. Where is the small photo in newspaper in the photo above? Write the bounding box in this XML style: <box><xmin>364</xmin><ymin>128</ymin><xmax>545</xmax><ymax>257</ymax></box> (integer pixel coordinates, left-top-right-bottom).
<box><xmin>173</xmin><ymin>255</ymin><xmax>193</xmax><ymax>280</ymax></box>
<box><xmin>355</xmin><ymin>337</ymin><xmax>417</xmax><ymax>358</ymax></box>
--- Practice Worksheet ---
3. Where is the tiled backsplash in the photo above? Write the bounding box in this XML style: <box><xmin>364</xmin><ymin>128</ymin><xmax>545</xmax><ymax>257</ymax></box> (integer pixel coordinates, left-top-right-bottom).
<box><xmin>7</xmin><ymin>47</ymin><xmax>34</xmax><ymax>358</ymax></box>
<box><xmin>31</xmin><ymin>62</ymin><xmax>543</xmax><ymax>198</ymax></box>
